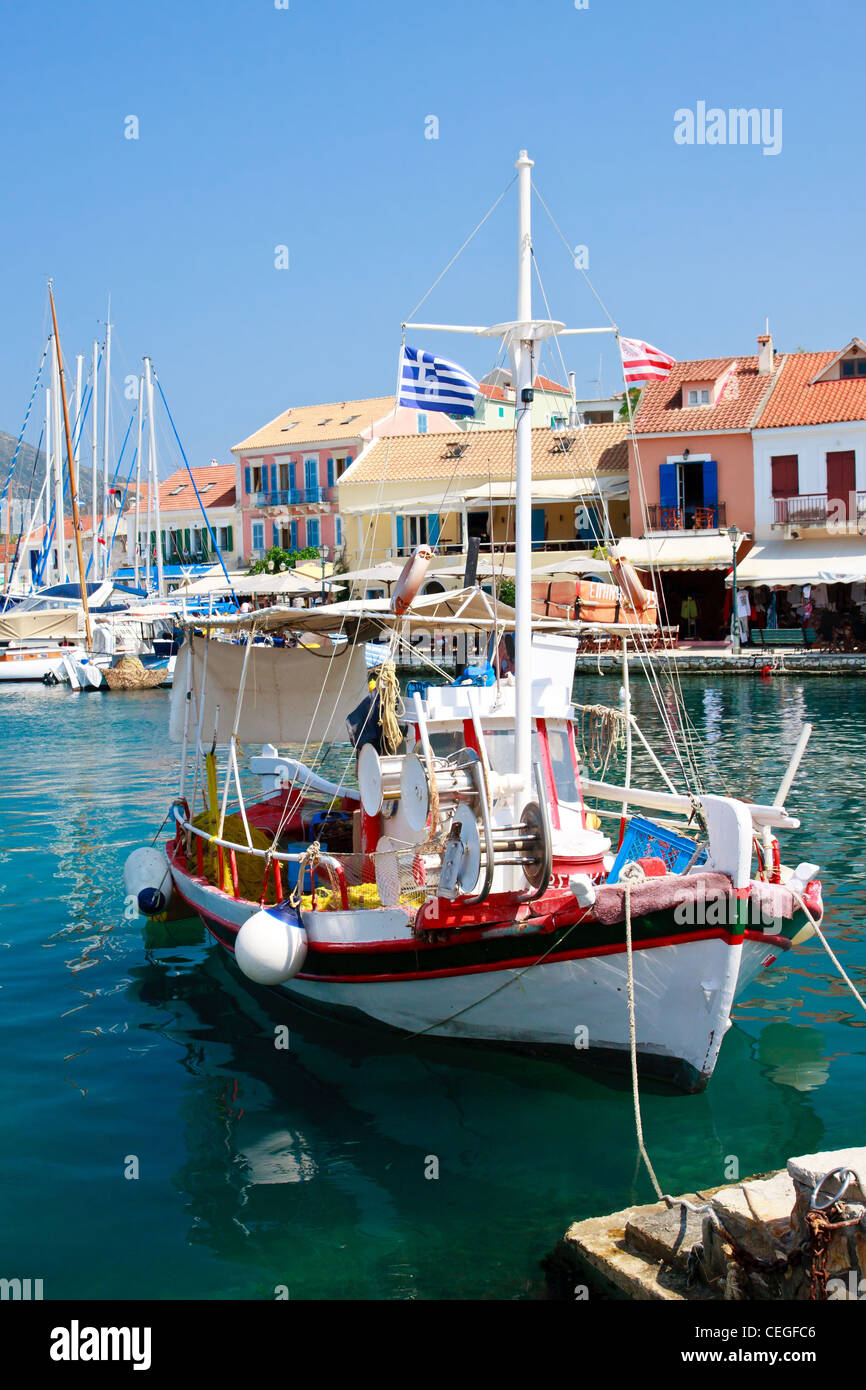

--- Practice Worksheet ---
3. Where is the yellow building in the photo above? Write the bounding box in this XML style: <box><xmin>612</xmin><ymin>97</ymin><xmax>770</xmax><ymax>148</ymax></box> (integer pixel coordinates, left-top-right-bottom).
<box><xmin>337</xmin><ymin>422</ymin><xmax>630</xmax><ymax>579</ymax></box>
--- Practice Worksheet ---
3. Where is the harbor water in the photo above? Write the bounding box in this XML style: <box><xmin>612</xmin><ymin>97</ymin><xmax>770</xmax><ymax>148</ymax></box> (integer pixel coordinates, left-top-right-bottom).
<box><xmin>0</xmin><ymin>674</ymin><xmax>863</xmax><ymax>1300</ymax></box>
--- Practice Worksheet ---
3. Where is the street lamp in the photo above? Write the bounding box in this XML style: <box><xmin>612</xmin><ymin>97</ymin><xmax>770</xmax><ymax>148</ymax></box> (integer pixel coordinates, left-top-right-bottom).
<box><xmin>319</xmin><ymin>544</ymin><xmax>330</xmax><ymax>605</ymax></box>
<box><xmin>727</xmin><ymin>525</ymin><xmax>742</xmax><ymax>654</ymax></box>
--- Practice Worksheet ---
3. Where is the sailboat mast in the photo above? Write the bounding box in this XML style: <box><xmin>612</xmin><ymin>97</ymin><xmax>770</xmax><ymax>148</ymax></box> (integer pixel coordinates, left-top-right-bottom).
<box><xmin>102</xmin><ymin>314</ymin><xmax>112</xmax><ymax>578</ymax></box>
<box><xmin>48</xmin><ymin>283</ymin><xmax>92</xmax><ymax>650</ymax></box>
<box><xmin>91</xmin><ymin>339</ymin><xmax>98</xmax><ymax>574</ymax></box>
<box><xmin>512</xmin><ymin>149</ymin><xmax>534</xmax><ymax>802</ymax></box>
<box><xmin>133</xmin><ymin>375</ymin><xmax>143</xmax><ymax>586</ymax></box>
<box><xmin>144</xmin><ymin>357</ymin><xmax>164</xmax><ymax>597</ymax></box>
<box><xmin>51</xmin><ymin>339</ymin><xmax>67</xmax><ymax>582</ymax></box>
<box><xmin>44</xmin><ymin>381</ymin><xmax>52</xmax><ymax>567</ymax></box>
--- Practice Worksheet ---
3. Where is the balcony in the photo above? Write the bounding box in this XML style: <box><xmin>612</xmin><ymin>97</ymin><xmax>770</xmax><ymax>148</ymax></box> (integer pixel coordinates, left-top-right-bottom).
<box><xmin>254</xmin><ymin>487</ymin><xmax>332</xmax><ymax>508</ymax></box>
<box><xmin>773</xmin><ymin>493</ymin><xmax>866</xmax><ymax>528</ymax></box>
<box><xmin>646</xmin><ymin>502</ymin><xmax>727</xmax><ymax>531</ymax></box>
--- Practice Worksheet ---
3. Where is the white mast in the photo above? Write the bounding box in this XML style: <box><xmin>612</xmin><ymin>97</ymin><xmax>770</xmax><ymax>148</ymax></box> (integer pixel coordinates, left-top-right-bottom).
<box><xmin>144</xmin><ymin>357</ymin><xmax>164</xmax><ymax>596</ymax></box>
<box><xmin>44</xmin><ymin>380</ymin><xmax>52</xmax><ymax>575</ymax></box>
<box><xmin>51</xmin><ymin>339</ymin><xmax>67</xmax><ymax>582</ymax></box>
<box><xmin>101</xmin><ymin>313</ymin><xmax>112</xmax><ymax>578</ymax></box>
<box><xmin>133</xmin><ymin>375</ymin><xmax>144</xmax><ymax>585</ymax></box>
<box><xmin>512</xmin><ymin>149</ymin><xmax>534</xmax><ymax>802</ymax></box>
<box><xmin>73</xmin><ymin>353</ymin><xmax>83</xmax><ymax>490</ymax></box>
<box><xmin>91</xmin><ymin>339</ymin><xmax>99</xmax><ymax>575</ymax></box>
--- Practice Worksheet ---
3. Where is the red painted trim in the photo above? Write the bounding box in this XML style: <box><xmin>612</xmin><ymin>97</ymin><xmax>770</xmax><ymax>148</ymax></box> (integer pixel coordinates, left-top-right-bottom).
<box><xmin>744</xmin><ymin>930</ymin><xmax>792</xmax><ymax>951</ymax></box>
<box><xmin>536</xmin><ymin>719</ymin><xmax>560</xmax><ymax>830</ymax></box>
<box><xmin>297</xmin><ymin>928</ymin><xmax>744</xmax><ymax>983</ymax></box>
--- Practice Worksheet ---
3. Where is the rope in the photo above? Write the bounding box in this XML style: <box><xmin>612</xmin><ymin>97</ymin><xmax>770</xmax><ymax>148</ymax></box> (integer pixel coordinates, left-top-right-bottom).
<box><xmin>404</xmin><ymin>173</ymin><xmax>517</xmax><ymax>324</ymax></box>
<box><xmin>622</xmin><ymin>873</ymin><xmax>664</xmax><ymax>1201</ymax></box>
<box><xmin>791</xmin><ymin>889</ymin><xmax>866</xmax><ymax>1014</ymax></box>
<box><xmin>376</xmin><ymin>659</ymin><xmax>405</xmax><ymax>755</ymax></box>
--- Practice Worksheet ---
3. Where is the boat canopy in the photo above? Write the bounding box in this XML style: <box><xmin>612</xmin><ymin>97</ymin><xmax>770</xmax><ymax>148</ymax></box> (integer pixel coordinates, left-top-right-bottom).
<box><xmin>169</xmin><ymin>631</ymin><xmax>370</xmax><ymax>746</ymax></box>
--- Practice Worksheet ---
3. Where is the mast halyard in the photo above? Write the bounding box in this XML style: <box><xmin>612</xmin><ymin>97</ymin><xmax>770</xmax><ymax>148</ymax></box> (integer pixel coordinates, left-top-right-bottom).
<box><xmin>48</xmin><ymin>281</ymin><xmax>93</xmax><ymax>652</ymax></box>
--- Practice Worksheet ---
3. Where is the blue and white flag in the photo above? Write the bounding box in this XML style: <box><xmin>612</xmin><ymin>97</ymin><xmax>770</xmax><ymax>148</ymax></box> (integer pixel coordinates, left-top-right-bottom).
<box><xmin>399</xmin><ymin>345</ymin><xmax>479</xmax><ymax>417</ymax></box>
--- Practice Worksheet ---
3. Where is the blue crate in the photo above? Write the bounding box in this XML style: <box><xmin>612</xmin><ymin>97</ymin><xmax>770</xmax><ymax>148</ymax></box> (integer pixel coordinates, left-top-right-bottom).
<box><xmin>607</xmin><ymin>814</ymin><xmax>706</xmax><ymax>884</ymax></box>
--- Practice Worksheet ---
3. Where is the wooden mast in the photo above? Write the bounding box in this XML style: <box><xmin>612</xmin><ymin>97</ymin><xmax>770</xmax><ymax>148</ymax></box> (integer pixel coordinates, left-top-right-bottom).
<box><xmin>47</xmin><ymin>281</ymin><xmax>92</xmax><ymax>652</ymax></box>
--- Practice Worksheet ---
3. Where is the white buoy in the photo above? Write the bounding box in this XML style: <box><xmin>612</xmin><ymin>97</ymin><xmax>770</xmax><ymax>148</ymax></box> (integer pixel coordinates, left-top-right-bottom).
<box><xmin>235</xmin><ymin>909</ymin><xmax>308</xmax><ymax>986</ymax></box>
<box><xmin>124</xmin><ymin>846</ymin><xmax>174</xmax><ymax>917</ymax></box>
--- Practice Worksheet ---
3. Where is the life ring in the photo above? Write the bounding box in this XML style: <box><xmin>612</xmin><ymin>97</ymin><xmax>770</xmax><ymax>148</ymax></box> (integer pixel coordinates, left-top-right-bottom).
<box><xmin>609</xmin><ymin>554</ymin><xmax>653</xmax><ymax>615</ymax></box>
<box><xmin>391</xmin><ymin>546</ymin><xmax>434</xmax><ymax>616</ymax></box>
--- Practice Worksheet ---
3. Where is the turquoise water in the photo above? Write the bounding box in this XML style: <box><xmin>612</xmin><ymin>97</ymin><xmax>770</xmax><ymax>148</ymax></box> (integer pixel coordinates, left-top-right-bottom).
<box><xmin>0</xmin><ymin>675</ymin><xmax>864</xmax><ymax>1300</ymax></box>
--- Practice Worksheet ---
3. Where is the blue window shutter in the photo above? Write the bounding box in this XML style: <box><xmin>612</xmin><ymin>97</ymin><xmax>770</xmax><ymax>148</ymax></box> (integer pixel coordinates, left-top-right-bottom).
<box><xmin>396</xmin><ymin>516</ymin><xmax>404</xmax><ymax>551</ymax></box>
<box><xmin>427</xmin><ymin>513</ymin><xmax>440</xmax><ymax>546</ymax></box>
<box><xmin>531</xmin><ymin>508</ymin><xmax>545</xmax><ymax>550</ymax></box>
<box><xmin>290</xmin><ymin>521</ymin><xmax>298</xmax><ymax>550</ymax></box>
<box><xmin>702</xmin><ymin>459</ymin><xmax>718</xmax><ymax>516</ymax></box>
<box><xmin>272</xmin><ymin>522</ymin><xmax>279</xmax><ymax>546</ymax></box>
<box><xmin>290</xmin><ymin>462</ymin><xmax>296</xmax><ymax>492</ymax></box>
<box><xmin>327</xmin><ymin>457</ymin><xmax>335</xmax><ymax>487</ymax></box>
<box><xmin>244</xmin><ymin>465</ymin><xmax>251</xmax><ymax>496</ymax></box>
<box><xmin>417</xmin><ymin>413</ymin><xmax>427</xmax><ymax>435</ymax></box>
<box><xmin>270</xmin><ymin>463</ymin><xmax>277</xmax><ymax>493</ymax></box>
<box><xmin>305</xmin><ymin>458</ymin><xmax>317</xmax><ymax>492</ymax></box>
<box><xmin>658</xmin><ymin>463</ymin><xmax>678</xmax><ymax>510</ymax></box>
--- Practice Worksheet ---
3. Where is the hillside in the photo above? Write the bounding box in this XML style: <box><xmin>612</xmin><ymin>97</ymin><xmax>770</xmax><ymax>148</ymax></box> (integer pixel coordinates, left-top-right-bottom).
<box><xmin>0</xmin><ymin>428</ymin><xmax>94</xmax><ymax>510</ymax></box>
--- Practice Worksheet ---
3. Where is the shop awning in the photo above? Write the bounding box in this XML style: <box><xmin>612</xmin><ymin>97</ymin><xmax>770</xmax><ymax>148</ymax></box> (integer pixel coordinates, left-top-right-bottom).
<box><xmin>728</xmin><ymin>539</ymin><xmax>866</xmax><ymax>588</ymax></box>
<box><xmin>616</xmin><ymin>535</ymin><xmax>737</xmax><ymax>572</ymax></box>
<box><xmin>459</xmin><ymin>476</ymin><xmax>629</xmax><ymax>503</ymax></box>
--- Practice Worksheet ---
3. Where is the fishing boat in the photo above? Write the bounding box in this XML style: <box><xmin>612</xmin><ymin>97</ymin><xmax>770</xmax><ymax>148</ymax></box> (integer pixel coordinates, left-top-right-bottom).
<box><xmin>125</xmin><ymin>152</ymin><xmax>822</xmax><ymax>1091</ymax></box>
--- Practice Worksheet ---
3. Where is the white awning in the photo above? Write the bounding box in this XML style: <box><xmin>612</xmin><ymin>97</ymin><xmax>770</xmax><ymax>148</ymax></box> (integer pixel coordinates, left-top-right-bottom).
<box><xmin>459</xmin><ymin>476</ymin><xmax>628</xmax><ymax>503</ymax></box>
<box><xmin>729</xmin><ymin>539</ymin><xmax>866</xmax><ymax>588</ymax></box>
<box><xmin>616</xmin><ymin>535</ymin><xmax>736</xmax><ymax>572</ymax></box>
<box><xmin>175</xmin><ymin>569</ymin><xmax>318</xmax><ymax>597</ymax></box>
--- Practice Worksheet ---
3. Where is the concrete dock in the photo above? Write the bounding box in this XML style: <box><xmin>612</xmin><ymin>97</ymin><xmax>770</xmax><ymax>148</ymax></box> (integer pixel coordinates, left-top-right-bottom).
<box><xmin>546</xmin><ymin>1147</ymin><xmax>866</xmax><ymax>1300</ymax></box>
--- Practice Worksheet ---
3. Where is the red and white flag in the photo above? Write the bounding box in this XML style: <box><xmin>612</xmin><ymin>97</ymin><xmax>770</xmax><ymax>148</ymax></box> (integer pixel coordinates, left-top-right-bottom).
<box><xmin>619</xmin><ymin>336</ymin><xmax>676</xmax><ymax>383</ymax></box>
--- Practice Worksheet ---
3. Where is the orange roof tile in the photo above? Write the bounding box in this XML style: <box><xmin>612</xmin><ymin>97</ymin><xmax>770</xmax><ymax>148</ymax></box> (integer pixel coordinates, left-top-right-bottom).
<box><xmin>756</xmin><ymin>350</ymin><xmax>866</xmax><ymax>428</ymax></box>
<box><xmin>634</xmin><ymin>355</ymin><xmax>783</xmax><ymax>434</ymax></box>
<box><xmin>232</xmin><ymin>396</ymin><xmax>397</xmax><ymax>453</ymax></box>
<box><xmin>157</xmin><ymin>465</ymin><xmax>235</xmax><ymax>512</ymax></box>
<box><xmin>340</xmin><ymin>422</ymin><xmax>628</xmax><ymax>487</ymax></box>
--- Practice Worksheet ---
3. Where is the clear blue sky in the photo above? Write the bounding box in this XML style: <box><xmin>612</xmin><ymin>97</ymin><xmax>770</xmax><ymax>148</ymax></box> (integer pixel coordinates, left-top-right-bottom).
<box><xmin>1</xmin><ymin>0</ymin><xmax>863</xmax><ymax>471</ymax></box>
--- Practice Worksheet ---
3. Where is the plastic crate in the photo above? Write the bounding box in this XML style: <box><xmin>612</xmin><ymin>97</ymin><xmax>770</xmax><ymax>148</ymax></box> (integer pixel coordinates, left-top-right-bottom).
<box><xmin>607</xmin><ymin>814</ymin><xmax>706</xmax><ymax>884</ymax></box>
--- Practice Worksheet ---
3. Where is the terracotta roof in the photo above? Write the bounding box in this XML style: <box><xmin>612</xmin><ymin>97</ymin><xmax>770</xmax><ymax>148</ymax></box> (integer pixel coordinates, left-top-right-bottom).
<box><xmin>339</xmin><ymin>422</ymin><xmax>628</xmax><ymax>487</ymax></box>
<box><xmin>232</xmin><ymin>396</ymin><xmax>397</xmax><ymax>453</ymax></box>
<box><xmin>534</xmin><ymin>375</ymin><xmax>570</xmax><ymax>395</ymax></box>
<box><xmin>756</xmin><ymin>350</ymin><xmax>866</xmax><ymax>428</ymax></box>
<box><xmin>634</xmin><ymin>355</ymin><xmax>783</xmax><ymax>434</ymax></box>
<box><xmin>157</xmin><ymin>465</ymin><xmax>236</xmax><ymax>512</ymax></box>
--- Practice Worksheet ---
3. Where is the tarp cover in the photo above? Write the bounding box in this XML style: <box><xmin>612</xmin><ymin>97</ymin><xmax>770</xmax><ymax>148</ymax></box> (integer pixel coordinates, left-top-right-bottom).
<box><xmin>0</xmin><ymin>610</ymin><xmax>81</xmax><ymax>642</ymax></box>
<box><xmin>169</xmin><ymin>634</ymin><xmax>370</xmax><ymax>746</ymax></box>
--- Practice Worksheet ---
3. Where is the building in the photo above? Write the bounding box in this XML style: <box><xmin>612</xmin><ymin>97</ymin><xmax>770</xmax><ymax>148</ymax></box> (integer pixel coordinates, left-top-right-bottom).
<box><xmin>626</xmin><ymin>335</ymin><xmax>785</xmax><ymax>636</ymax></box>
<box><xmin>232</xmin><ymin>396</ymin><xmax>398</xmax><ymax>565</ymax></box>
<box><xmin>337</xmin><ymin>421</ymin><xmax>630</xmax><ymax>574</ymax></box>
<box><xmin>150</xmin><ymin>462</ymin><xmax>239</xmax><ymax>569</ymax></box>
<box><xmin>737</xmin><ymin>337</ymin><xmax>866</xmax><ymax>603</ymax></box>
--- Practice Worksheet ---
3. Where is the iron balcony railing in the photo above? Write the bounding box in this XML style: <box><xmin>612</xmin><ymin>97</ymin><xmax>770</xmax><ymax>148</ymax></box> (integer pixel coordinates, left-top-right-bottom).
<box><xmin>646</xmin><ymin>502</ymin><xmax>727</xmax><ymax>531</ymax></box>
<box><xmin>773</xmin><ymin>493</ymin><xmax>866</xmax><ymax>526</ymax></box>
<box><xmin>255</xmin><ymin>487</ymin><xmax>332</xmax><ymax>507</ymax></box>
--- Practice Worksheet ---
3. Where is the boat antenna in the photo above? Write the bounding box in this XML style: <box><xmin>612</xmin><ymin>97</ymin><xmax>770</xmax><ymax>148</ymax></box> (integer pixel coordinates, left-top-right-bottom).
<box><xmin>47</xmin><ymin>280</ymin><xmax>92</xmax><ymax>652</ymax></box>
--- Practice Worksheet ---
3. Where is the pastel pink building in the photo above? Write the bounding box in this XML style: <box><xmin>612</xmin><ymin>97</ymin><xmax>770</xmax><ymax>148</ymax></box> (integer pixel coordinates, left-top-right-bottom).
<box><xmin>232</xmin><ymin>394</ymin><xmax>468</xmax><ymax>563</ymax></box>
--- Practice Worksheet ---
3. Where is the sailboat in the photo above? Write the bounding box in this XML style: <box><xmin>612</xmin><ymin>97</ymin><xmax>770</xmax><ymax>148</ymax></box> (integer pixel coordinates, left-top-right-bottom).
<box><xmin>125</xmin><ymin>152</ymin><xmax>821</xmax><ymax>1091</ymax></box>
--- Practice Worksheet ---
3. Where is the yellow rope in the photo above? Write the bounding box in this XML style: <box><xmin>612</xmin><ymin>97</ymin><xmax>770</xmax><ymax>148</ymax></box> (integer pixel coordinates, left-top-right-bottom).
<box><xmin>377</xmin><ymin>659</ymin><xmax>405</xmax><ymax>756</ymax></box>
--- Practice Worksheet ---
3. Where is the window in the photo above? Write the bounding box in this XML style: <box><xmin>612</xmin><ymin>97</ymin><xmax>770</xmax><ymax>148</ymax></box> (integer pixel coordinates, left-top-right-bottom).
<box><xmin>840</xmin><ymin>359</ymin><xmax>866</xmax><ymax>377</ymax></box>
<box><xmin>168</xmin><ymin>485</ymin><xmax>185</xmax><ymax>496</ymax></box>
<box><xmin>550</xmin><ymin>415</ymin><xmax>568</xmax><ymax>429</ymax></box>
<box><xmin>335</xmin><ymin>456</ymin><xmax>352</xmax><ymax>478</ymax></box>
<box><xmin>335</xmin><ymin>515</ymin><xmax>343</xmax><ymax>547</ymax></box>
<box><xmin>251</xmin><ymin>521</ymin><xmax>264</xmax><ymax>552</ymax></box>
<box><xmin>545</xmin><ymin>726</ymin><xmax>580</xmax><ymax>806</ymax></box>
<box><xmin>400</xmin><ymin>515</ymin><xmax>428</xmax><ymax>549</ymax></box>
<box><xmin>306</xmin><ymin>518</ymin><xmax>320</xmax><ymax>549</ymax></box>
<box><xmin>771</xmin><ymin>455</ymin><xmax>799</xmax><ymax>498</ymax></box>
<box><xmin>686</xmin><ymin>388</ymin><xmax>711</xmax><ymax>407</ymax></box>
<box><xmin>417</xmin><ymin>413</ymin><xmax>428</xmax><ymax>434</ymax></box>
<box><xmin>304</xmin><ymin>458</ymin><xmax>318</xmax><ymax>492</ymax></box>
<box><xmin>483</xmin><ymin>728</ymin><xmax>543</xmax><ymax>778</ymax></box>
<box><xmin>199</xmin><ymin>482</ymin><xmax>214</xmax><ymax>494</ymax></box>
<box><xmin>251</xmin><ymin>465</ymin><xmax>265</xmax><ymax>492</ymax></box>
<box><xmin>278</xmin><ymin>462</ymin><xmax>291</xmax><ymax>490</ymax></box>
<box><xmin>340</xmin><ymin>414</ymin><xmax>359</xmax><ymax>425</ymax></box>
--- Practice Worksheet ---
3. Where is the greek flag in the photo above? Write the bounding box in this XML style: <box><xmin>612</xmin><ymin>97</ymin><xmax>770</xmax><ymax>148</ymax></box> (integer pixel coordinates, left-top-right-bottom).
<box><xmin>399</xmin><ymin>345</ymin><xmax>479</xmax><ymax>417</ymax></box>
